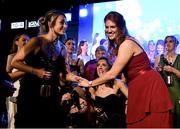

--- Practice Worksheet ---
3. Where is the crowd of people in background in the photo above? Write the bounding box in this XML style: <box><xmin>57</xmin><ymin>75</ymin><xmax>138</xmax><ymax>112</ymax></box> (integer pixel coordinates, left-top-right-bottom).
<box><xmin>0</xmin><ymin>9</ymin><xmax>179</xmax><ymax>128</ymax></box>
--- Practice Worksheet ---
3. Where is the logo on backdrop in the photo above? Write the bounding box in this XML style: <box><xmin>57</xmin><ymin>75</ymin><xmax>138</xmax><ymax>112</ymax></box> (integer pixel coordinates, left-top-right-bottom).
<box><xmin>11</xmin><ymin>20</ymin><xmax>39</xmax><ymax>29</ymax></box>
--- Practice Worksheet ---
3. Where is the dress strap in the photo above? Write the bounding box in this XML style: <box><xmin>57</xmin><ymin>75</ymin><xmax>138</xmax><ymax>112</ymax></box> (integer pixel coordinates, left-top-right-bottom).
<box><xmin>126</xmin><ymin>36</ymin><xmax>145</xmax><ymax>51</ymax></box>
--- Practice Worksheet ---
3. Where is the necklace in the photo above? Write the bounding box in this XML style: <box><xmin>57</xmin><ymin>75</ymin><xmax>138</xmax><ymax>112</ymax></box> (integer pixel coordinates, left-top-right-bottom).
<box><xmin>166</xmin><ymin>53</ymin><xmax>177</xmax><ymax>65</ymax></box>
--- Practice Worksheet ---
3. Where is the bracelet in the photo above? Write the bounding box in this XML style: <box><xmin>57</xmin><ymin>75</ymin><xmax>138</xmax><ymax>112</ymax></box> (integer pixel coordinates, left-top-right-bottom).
<box><xmin>88</xmin><ymin>81</ymin><xmax>93</xmax><ymax>87</ymax></box>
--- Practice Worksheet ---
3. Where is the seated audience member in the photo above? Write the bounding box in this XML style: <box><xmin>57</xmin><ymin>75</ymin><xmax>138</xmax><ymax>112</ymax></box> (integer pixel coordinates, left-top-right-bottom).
<box><xmin>61</xmin><ymin>88</ymin><xmax>88</xmax><ymax>128</ymax></box>
<box><xmin>88</xmin><ymin>57</ymin><xmax>128</xmax><ymax>128</ymax></box>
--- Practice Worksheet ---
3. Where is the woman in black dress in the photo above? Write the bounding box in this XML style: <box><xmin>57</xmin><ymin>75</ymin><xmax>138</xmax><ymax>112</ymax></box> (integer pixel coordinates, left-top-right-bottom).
<box><xmin>88</xmin><ymin>57</ymin><xmax>128</xmax><ymax>127</ymax></box>
<box><xmin>11</xmin><ymin>10</ymin><xmax>80</xmax><ymax>128</ymax></box>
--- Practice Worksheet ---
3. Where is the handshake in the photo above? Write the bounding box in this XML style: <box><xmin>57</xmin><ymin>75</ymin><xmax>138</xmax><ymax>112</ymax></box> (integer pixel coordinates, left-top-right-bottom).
<box><xmin>77</xmin><ymin>77</ymin><xmax>91</xmax><ymax>87</ymax></box>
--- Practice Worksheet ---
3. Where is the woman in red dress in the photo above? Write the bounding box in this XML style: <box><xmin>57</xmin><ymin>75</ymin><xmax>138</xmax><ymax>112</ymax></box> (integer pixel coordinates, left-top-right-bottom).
<box><xmin>78</xmin><ymin>11</ymin><xmax>173</xmax><ymax>128</ymax></box>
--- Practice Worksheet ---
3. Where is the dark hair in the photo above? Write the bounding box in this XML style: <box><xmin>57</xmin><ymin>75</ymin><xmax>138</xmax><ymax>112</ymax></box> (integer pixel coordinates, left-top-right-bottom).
<box><xmin>94</xmin><ymin>57</ymin><xmax>114</xmax><ymax>88</ymax></box>
<box><xmin>65</xmin><ymin>37</ymin><xmax>76</xmax><ymax>52</ymax></box>
<box><xmin>98</xmin><ymin>57</ymin><xmax>112</xmax><ymax>69</ymax></box>
<box><xmin>10</xmin><ymin>33</ymin><xmax>28</xmax><ymax>54</ymax></box>
<box><xmin>164</xmin><ymin>35</ymin><xmax>179</xmax><ymax>48</ymax></box>
<box><xmin>38</xmin><ymin>9</ymin><xmax>66</xmax><ymax>34</ymax></box>
<box><xmin>65</xmin><ymin>37</ymin><xmax>74</xmax><ymax>43</ymax></box>
<box><xmin>104</xmin><ymin>11</ymin><xmax>129</xmax><ymax>47</ymax></box>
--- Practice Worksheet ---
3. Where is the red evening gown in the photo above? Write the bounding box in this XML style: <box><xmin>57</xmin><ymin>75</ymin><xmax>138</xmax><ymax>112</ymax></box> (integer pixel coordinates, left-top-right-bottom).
<box><xmin>124</xmin><ymin>46</ymin><xmax>173</xmax><ymax>127</ymax></box>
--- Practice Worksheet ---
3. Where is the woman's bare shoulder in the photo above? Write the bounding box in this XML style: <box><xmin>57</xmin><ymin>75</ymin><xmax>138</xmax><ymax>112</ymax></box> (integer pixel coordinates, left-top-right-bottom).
<box><xmin>123</xmin><ymin>37</ymin><xmax>144</xmax><ymax>54</ymax></box>
<box><xmin>27</xmin><ymin>36</ymin><xmax>43</xmax><ymax>47</ymax></box>
<box><xmin>8</xmin><ymin>53</ymin><xmax>16</xmax><ymax>58</ymax></box>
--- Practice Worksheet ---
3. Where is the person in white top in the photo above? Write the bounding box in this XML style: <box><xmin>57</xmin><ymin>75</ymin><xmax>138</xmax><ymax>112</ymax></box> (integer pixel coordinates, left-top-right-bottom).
<box><xmin>6</xmin><ymin>33</ymin><xmax>30</xmax><ymax>128</ymax></box>
<box><xmin>77</xmin><ymin>40</ymin><xmax>91</xmax><ymax>65</ymax></box>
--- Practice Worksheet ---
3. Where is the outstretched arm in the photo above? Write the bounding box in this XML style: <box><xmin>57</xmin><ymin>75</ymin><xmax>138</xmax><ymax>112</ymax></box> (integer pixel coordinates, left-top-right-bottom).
<box><xmin>61</xmin><ymin>44</ymin><xmax>81</xmax><ymax>82</ymax></box>
<box><xmin>78</xmin><ymin>39</ymin><xmax>135</xmax><ymax>87</ymax></box>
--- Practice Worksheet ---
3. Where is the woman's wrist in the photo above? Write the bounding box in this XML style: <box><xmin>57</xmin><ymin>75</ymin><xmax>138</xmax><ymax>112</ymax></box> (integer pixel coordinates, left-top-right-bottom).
<box><xmin>31</xmin><ymin>68</ymin><xmax>36</xmax><ymax>75</ymax></box>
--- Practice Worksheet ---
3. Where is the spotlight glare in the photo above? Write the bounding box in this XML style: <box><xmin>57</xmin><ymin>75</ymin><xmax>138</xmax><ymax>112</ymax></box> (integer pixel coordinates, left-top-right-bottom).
<box><xmin>79</xmin><ymin>8</ymin><xmax>88</xmax><ymax>17</ymax></box>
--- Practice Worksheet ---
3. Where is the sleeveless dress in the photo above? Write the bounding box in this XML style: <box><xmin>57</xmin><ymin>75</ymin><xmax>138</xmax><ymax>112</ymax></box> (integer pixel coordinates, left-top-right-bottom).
<box><xmin>15</xmin><ymin>48</ymin><xmax>66</xmax><ymax>128</ymax></box>
<box><xmin>123</xmin><ymin>40</ymin><xmax>173</xmax><ymax>127</ymax></box>
<box><xmin>95</xmin><ymin>94</ymin><xmax>126</xmax><ymax>128</ymax></box>
<box><xmin>159</xmin><ymin>54</ymin><xmax>180</xmax><ymax>127</ymax></box>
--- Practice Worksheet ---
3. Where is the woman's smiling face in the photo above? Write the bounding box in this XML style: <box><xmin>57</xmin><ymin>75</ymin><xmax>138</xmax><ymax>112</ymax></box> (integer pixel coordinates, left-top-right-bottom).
<box><xmin>105</xmin><ymin>20</ymin><xmax>118</xmax><ymax>41</ymax></box>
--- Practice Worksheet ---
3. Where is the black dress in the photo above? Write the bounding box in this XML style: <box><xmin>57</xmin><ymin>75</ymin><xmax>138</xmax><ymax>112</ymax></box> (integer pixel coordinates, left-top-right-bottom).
<box><xmin>15</xmin><ymin>48</ymin><xmax>66</xmax><ymax>128</ymax></box>
<box><xmin>95</xmin><ymin>94</ymin><xmax>126</xmax><ymax>128</ymax></box>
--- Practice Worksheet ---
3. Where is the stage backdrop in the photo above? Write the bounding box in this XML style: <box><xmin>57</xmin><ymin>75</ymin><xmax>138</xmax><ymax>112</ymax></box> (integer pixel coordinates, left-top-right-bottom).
<box><xmin>78</xmin><ymin>0</ymin><xmax>180</xmax><ymax>55</ymax></box>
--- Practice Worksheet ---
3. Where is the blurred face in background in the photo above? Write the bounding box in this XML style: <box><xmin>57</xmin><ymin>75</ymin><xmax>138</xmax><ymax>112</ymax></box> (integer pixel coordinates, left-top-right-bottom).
<box><xmin>156</xmin><ymin>44</ymin><xmax>164</xmax><ymax>55</ymax></box>
<box><xmin>16</xmin><ymin>34</ymin><xmax>30</xmax><ymax>50</ymax></box>
<box><xmin>95</xmin><ymin>50</ymin><xmax>106</xmax><ymax>60</ymax></box>
<box><xmin>81</xmin><ymin>41</ymin><xmax>88</xmax><ymax>53</ymax></box>
<box><xmin>65</xmin><ymin>39</ymin><xmax>75</xmax><ymax>54</ymax></box>
<box><xmin>148</xmin><ymin>40</ymin><xmax>156</xmax><ymax>51</ymax></box>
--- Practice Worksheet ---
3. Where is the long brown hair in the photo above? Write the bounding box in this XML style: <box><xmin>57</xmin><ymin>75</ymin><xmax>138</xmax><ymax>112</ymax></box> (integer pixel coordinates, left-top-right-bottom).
<box><xmin>77</xmin><ymin>40</ymin><xmax>88</xmax><ymax>56</ymax></box>
<box><xmin>104</xmin><ymin>11</ymin><xmax>129</xmax><ymax>55</ymax></box>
